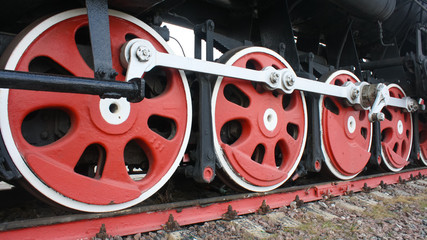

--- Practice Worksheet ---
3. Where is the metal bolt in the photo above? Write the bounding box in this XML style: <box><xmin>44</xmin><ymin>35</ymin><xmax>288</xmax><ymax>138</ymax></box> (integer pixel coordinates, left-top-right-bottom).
<box><xmin>372</xmin><ymin>112</ymin><xmax>385</xmax><ymax>122</ymax></box>
<box><xmin>270</xmin><ymin>72</ymin><xmax>279</xmax><ymax>84</ymax></box>
<box><xmin>351</xmin><ymin>88</ymin><xmax>360</xmax><ymax>100</ymax></box>
<box><xmin>207</xmin><ymin>20</ymin><xmax>215</xmax><ymax>31</ymax></box>
<box><xmin>136</xmin><ymin>46</ymin><xmax>151</xmax><ymax>62</ymax></box>
<box><xmin>407</xmin><ymin>99</ymin><xmax>418</xmax><ymax>112</ymax></box>
<box><xmin>284</xmin><ymin>74</ymin><xmax>295</xmax><ymax>87</ymax></box>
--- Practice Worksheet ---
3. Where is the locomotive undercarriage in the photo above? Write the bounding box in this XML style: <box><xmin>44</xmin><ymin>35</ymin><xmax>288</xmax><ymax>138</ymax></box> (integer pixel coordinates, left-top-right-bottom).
<box><xmin>0</xmin><ymin>0</ymin><xmax>426</xmax><ymax>212</ymax></box>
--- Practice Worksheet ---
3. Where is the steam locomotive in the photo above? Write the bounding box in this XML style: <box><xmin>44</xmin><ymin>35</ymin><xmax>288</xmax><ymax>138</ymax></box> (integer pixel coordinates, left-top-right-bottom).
<box><xmin>0</xmin><ymin>0</ymin><xmax>425</xmax><ymax>212</ymax></box>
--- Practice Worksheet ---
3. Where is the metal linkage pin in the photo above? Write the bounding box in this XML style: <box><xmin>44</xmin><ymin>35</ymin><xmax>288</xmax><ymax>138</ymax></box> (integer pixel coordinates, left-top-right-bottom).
<box><xmin>136</xmin><ymin>46</ymin><xmax>151</xmax><ymax>62</ymax></box>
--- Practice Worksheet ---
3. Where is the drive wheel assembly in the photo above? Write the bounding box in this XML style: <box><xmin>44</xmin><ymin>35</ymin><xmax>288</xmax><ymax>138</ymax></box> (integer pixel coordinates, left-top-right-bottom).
<box><xmin>379</xmin><ymin>84</ymin><xmax>413</xmax><ymax>171</ymax></box>
<box><xmin>212</xmin><ymin>47</ymin><xmax>307</xmax><ymax>192</ymax></box>
<box><xmin>319</xmin><ymin>71</ymin><xmax>372</xmax><ymax>180</ymax></box>
<box><xmin>0</xmin><ymin>9</ymin><xmax>191</xmax><ymax>212</ymax></box>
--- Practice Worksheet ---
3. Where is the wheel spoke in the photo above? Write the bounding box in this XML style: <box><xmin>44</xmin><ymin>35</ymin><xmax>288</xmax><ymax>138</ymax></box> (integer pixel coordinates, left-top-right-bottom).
<box><xmin>221</xmin><ymin>143</ymin><xmax>288</xmax><ymax>184</ymax></box>
<box><xmin>233</xmin><ymin>131</ymin><xmax>261</xmax><ymax>158</ymax></box>
<box><xmin>143</xmin><ymin>88</ymin><xmax>188</xmax><ymax>122</ymax></box>
<box><xmin>381</xmin><ymin>111</ymin><xmax>397</xmax><ymax>128</ymax></box>
<box><xmin>215</xmin><ymin>96</ymin><xmax>253</xmax><ymax>126</ymax></box>
<box><xmin>8</xmin><ymin>90</ymin><xmax>89</xmax><ymax>122</ymax></box>
<box><xmin>261</xmin><ymin>142</ymin><xmax>278</xmax><ymax>167</ymax></box>
<box><xmin>41</xmin><ymin>45</ymin><xmax>93</xmax><ymax>77</ymax></box>
<box><xmin>226</xmin><ymin>80</ymin><xmax>259</xmax><ymax>98</ymax></box>
<box><xmin>19</xmin><ymin>18</ymin><xmax>93</xmax><ymax>77</ymax></box>
<box><xmin>100</xmin><ymin>140</ymin><xmax>132</xmax><ymax>183</ymax></box>
<box><xmin>25</xmin><ymin>127</ymin><xmax>93</xmax><ymax>170</ymax></box>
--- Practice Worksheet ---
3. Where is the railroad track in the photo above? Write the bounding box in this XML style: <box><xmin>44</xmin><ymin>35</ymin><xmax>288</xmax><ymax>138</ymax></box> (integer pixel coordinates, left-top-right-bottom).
<box><xmin>160</xmin><ymin>174</ymin><xmax>427</xmax><ymax>240</ymax></box>
<box><xmin>0</xmin><ymin>167</ymin><xmax>425</xmax><ymax>239</ymax></box>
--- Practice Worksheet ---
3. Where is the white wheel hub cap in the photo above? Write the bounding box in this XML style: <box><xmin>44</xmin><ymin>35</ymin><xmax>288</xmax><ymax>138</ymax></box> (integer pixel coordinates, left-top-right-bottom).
<box><xmin>99</xmin><ymin>98</ymin><xmax>131</xmax><ymax>125</ymax></box>
<box><xmin>347</xmin><ymin>116</ymin><xmax>356</xmax><ymax>134</ymax></box>
<box><xmin>397</xmin><ymin>120</ymin><xmax>403</xmax><ymax>135</ymax></box>
<box><xmin>263</xmin><ymin>108</ymin><xmax>278</xmax><ymax>132</ymax></box>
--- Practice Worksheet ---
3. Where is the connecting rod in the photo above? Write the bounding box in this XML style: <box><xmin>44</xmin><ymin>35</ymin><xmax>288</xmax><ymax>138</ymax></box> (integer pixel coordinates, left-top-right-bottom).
<box><xmin>121</xmin><ymin>39</ymin><xmax>421</xmax><ymax>121</ymax></box>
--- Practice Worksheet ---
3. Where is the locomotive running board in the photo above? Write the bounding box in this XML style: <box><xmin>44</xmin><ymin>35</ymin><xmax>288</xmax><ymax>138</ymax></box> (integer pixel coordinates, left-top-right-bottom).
<box><xmin>0</xmin><ymin>167</ymin><xmax>426</xmax><ymax>239</ymax></box>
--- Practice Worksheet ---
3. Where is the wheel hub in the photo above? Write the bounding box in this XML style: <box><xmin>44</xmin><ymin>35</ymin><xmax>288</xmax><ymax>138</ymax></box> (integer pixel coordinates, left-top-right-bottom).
<box><xmin>397</xmin><ymin>120</ymin><xmax>403</xmax><ymax>135</ymax></box>
<box><xmin>262</xmin><ymin>108</ymin><xmax>278</xmax><ymax>132</ymax></box>
<box><xmin>347</xmin><ymin>115</ymin><xmax>356</xmax><ymax>134</ymax></box>
<box><xmin>99</xmin><ymin>98</ymin><xmax>131</xmax><ymax>125</ymax></box>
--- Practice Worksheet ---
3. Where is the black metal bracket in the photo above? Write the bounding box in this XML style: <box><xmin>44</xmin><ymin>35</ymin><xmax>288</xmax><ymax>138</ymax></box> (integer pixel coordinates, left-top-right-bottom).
<box><xmin>192</xmin><ymin>73</ymin><xmax>217</xmax><ymax>183</ymax></box>
<box><xmin>191</xmin><ymin>20</ymin><xmax>254</xmax><ymax>184</ymax></box>
<box><xmin>259</xmin><ymin>0</ymin><xmax>300</xmax><ymax>72</ymax></box>
<box><xmin>325</xmin><ymin>19</ymin><xmax>361</xmax><ymax>78</ymax></box>
<box><xmin>410</xmin><ymin>112</ymin><xmax>421</xmax><ymax>162</ymax></box>
<box><xmin>299</xmin><ymin>52</ymin><xmax>335</xmax><ymax>77</ymax></box>
<box><xmin>368</xmin><ymin>121</ymin><xmax>382</xmax><ymax>167</ymax></box>
<box><xmin>302</xmin><ymin>92</ymin><xmax>324</xmax><ymax>173</ymax></box>
<box><xmin>191</xmin><ymin>20</ymin><xmax>217</xmax><ymax>184</ymax></box>
<box><xmin>194</xmin><ymin>20</ymin><xmax>215</xmax><ymax>61</ymax></box>
<box><xmin>415</xmin><ymin>25</ymin><xmax>427</xmax><ymax>99</ymax></box>
<box><xmin>194</xmin><ymin>19</ymin><xmax>252</xmax><ymax>59</ymax></box>
<box><xmin>85</xmin><ymin>0</ymin><xmax>117</xmax><ymax>80</ymax></box>
<box><xmin>148</xmin><ymin>15</ymin><xmax>170</xmax><ymax>42</ymax></box>
<box><xmin>0</xmin><ymin>70</ymin><xmax>145</xmax><ymax>103</ymax></box>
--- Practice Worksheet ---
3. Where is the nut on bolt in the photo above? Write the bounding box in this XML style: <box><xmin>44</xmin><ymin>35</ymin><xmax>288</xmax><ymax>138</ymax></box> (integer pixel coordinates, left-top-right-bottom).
<box><xmin>270</xmin><ymin>72</ymin><xmax>279</xmax><ymax>84</ymax></box>
<box><xmin>136</xmin><ymin>46</ymin><xmax>151</xmax><ymax>62</ymax></box>
<box><xmin>351</xmin><ymin>88</ymin><xmax>360</xmax><ymax>100</ymax></box>
<box><xmin>283</xmin><ymin>73</ymin><xmax>295</xmax><ymax>87</ymax></box>
<box><xmin>370</xmin><ymin>112</ymin><xmax>385</xmax><ymax>122</ymax></box>
<box><xmin>407</xmin><ymin>99</ymin><xmax>418</xmax><ymax>112</ymax></box>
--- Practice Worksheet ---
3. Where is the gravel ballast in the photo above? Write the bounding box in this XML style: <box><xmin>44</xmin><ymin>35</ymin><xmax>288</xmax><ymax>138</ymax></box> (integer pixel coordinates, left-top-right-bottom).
<box><xmin>109</xmin><ymin>178</ymin><xmax>427</xmax><ymax>240</ymax></box>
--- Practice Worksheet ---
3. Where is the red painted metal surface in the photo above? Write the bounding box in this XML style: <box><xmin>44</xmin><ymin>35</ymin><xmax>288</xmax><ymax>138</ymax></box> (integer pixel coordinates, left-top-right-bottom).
<box><xmin>380</xmin><ymin>86</ymin><xmax>413</xmax><ymax>170</ymax></box>
<box><xmin>1</xmin><ymin>168</ymin><xmax>425</xmax><ymax>240</ymax></box>
<box><xmin>215</xmin><ymin>51</ymin><xmax>307</xmax><ymax>187</ymax></box>
<box><xmin>321</xmin><ymin>73</ymin><xmax>372</xmax><ymax>178</ymax></box>
<box><xmin>8</xmin><ymin>14</ymin><xmax>189</xmax><ymax>205</ymax></box>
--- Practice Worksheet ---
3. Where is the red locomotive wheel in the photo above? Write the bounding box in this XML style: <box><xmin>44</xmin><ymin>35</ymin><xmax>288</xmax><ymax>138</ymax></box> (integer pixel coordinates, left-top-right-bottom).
<box><xmin>0</xmin><ymin>9</ymin><xmax>191</xmax><ymax>212</ymax></box>
<box><xmin>319</xmin><ymin>71</ymin><xmax>372</xmax><ymax>180</ymax></box>
<box><xmin>380</xmin><ymin>85</ymin><xmax>413</xmax><ymax>171</ymax></box>
<box><xmin>212</xmin><ymin>47</ymin><xmax>307</xmax><ymax>192</ymax></box>
<box><xmin>419</xmin><ymin>113</ymin><xmax>427</xmax><ymax>166</ymax></box>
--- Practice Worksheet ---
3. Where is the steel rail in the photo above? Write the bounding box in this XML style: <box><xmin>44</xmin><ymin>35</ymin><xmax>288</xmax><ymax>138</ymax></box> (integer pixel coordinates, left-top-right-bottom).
<box><xmin>0</xmin><ymin>167</ymin><xmax>425</xmax><ymax>239</ymax></box>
